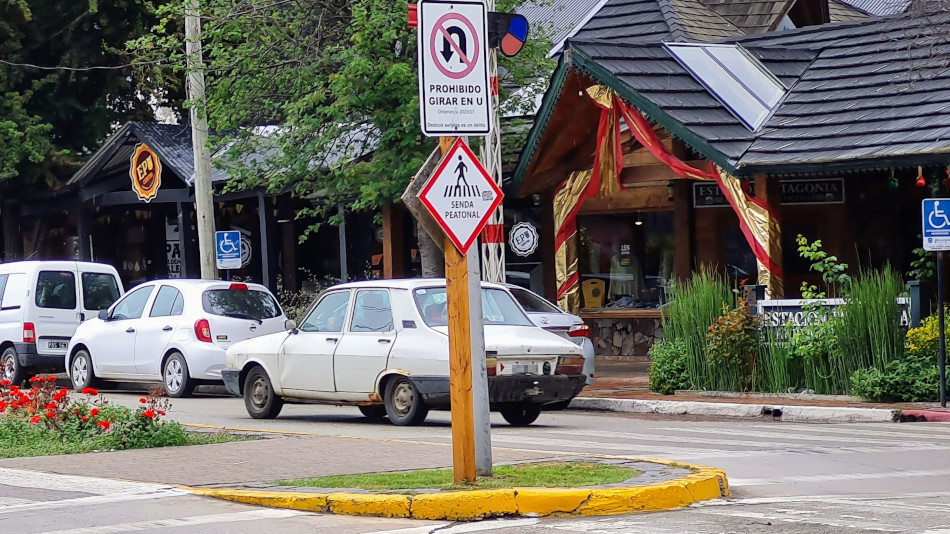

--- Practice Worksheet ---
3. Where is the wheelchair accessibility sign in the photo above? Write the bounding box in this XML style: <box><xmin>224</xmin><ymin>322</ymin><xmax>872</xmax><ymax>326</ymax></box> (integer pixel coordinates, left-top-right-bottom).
<box><xmin>922</xmin><ymin>199</ymin><xmax>950</xmax><ymax>251</ymax></box>
<box><xmin>215</xmin><ymin>231</ymin><xmax>242</xmax><ymax>269</ymax></box>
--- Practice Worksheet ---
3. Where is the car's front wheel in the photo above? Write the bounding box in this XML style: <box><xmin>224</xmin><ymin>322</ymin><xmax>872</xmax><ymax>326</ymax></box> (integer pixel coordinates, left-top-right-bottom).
<box><xmin>1</xmin><ymin>346</ymin><xmax>27</xmax><ymax>386</ymax></box>
<box><xmin>500</xmin><ymin>404</ymin><xmax>542</xmax><ymax>426</ymax></box>
<box><xmin>384</xmin><ymin>376</ymin><xmax>428</xmax><ymax>426</ymax></box>
<box><xmin>163</xmin><ymin>352</ymin><xmax>195</xmax><ymax>398</ymax></box>
<box><xmin>70</xmin><ymin>349</ymin><xmax>99</xmax><ymax>391</ymax></box>
<box><xmin>244</xmin><ymin>366</ymin><xmax>283</xmax><ymax>419</ymax></box>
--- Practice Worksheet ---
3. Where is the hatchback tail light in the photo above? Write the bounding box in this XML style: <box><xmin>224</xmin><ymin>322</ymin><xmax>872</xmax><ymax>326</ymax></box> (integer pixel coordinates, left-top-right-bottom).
<box><xmin>194</xmin><ymin>319</ymin><xmax>212</xmax><ymax>343</ymax></box>
<box><xmin>486</xmin><ymin>357</ymin><xmax>497</xmax><ymax>376</ymax></box>
<box><xmin>555</xmin><ymin>356</ymin><xmax>585</xmax><ymax>375</ymax></box>
<box><xmin>23</xmin><ymin>323</ymin><xmax>35</xmax><ymax>343</ymax></box>
<box><xmin>568</xmin><ymin>324</ymin><xmax>590</xmax><ymax>338</ymax></box>
<box><xmin>229</xmin><ymin>283</ymin><xmax>248</xmax><ymax>291</ymax></box>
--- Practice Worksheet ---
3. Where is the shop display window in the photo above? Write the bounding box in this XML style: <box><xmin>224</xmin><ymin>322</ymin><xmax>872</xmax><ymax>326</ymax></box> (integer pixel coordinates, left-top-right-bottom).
<box><xmin>578</xmin><ymin>213</ymin><xmax>674</xmax><ymax>309</ymax></box>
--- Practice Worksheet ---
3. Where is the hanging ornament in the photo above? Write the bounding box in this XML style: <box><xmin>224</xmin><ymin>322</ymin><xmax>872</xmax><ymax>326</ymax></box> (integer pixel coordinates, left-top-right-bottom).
<box><xmin>917</xmin><ymin>165</ymin><xmax>926</xmax><ymax>188</ymax></box>
<box><xmin>887</xmin><ymin>169</ymin><xmax>899</xmax><ymax>191</ymax></box>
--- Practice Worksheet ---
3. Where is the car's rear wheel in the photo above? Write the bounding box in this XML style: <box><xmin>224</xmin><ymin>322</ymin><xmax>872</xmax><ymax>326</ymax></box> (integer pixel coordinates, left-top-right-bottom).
<box><xmin>1</xmin><ymin>346</ymin><xmax>27</xmax><ymax>387</ymax></box>
<box><xmin>70</xmin><ymin>349</ymin><xmax>100</xmax><ymax>391</ymax></box>
<box><xmin>384</xmin><ymin>376</ymin><xmax>428</xmax><ymax>426</ymax></box>
<box><xmin>244</xmin><ymin>366</ymin><xmax>283</xmax><ymax>419</ymax></box>
<box><xmin>500</xmin><ymin>404</ymin><xmax>542</xmax><ymax>426</ymax></box>
<box><xmin>163</xmin><ymin>352</ymin><xmax>195</xmax><ymax>398</ymax></box>
<box><xmin>358</xmin><ymin>405</ymin><xmax>387</xmax><ymax>419</ymax></box>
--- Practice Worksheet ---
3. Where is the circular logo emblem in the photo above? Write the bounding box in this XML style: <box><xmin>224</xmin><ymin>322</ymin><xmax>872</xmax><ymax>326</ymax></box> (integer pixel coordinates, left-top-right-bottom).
<box><xmin>539</xmin><ymin>316</ymin><xmax>549</xmax><ymax>325</ymax></box>
<box><xmin>129</xmin><ymin>143</ymin><xmax>162</xmax><ymax>203</ymax></box>
<box><xmin>240</xmin><ymin>234</ymin><xmax>253</xmax><ymax>268</ymax></box>
<box><xmin>509</xmin><ymin>222</ymin><xmax>539</xmax><ymax>257</ymax></box>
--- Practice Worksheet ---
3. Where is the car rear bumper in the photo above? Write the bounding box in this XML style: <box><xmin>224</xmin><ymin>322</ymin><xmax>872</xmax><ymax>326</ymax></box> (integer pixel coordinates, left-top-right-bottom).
<box><xmin>222</xmin><ymin>369</ymin><xmax>242</xmax><ymax>396</ymax></box>
<box><xmin>14</xmin><ymin>342</ymin><xmax>65</xmax><ymax>371</ymax></box>
<box><xmin>180</xmin><ymin>342</ymin><xmax>228</xmax><ymax>380</ymax></box>
<box><xmin>411</xmin><ymin>374</ymin><xmax>587</xmax><ymax>407</ymax></box>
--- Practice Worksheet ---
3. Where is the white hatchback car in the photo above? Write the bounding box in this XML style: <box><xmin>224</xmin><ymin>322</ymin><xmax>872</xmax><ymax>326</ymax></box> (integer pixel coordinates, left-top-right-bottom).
<box><xmin>222</xmin><ymin>279</ymin><xmax>588</xmax><ymax>426</ymax></box>
<box><xmin>66</xmin><ymin>280</ymin><xmax>288</xmax><ymax>397</ymax></box>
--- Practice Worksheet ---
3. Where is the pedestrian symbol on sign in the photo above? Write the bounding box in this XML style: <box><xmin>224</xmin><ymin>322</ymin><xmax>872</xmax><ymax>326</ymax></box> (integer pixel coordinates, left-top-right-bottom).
<box><xmin>445</xmin><ymin>155</ymin><xmax>480</xmax><ymax>197</ymax></box>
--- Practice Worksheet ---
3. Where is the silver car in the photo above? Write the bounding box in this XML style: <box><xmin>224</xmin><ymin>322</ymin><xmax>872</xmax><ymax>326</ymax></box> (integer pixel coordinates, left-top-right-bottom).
<box><xmin>503</xmin><ymin>285</ymin><xmax>595</xmax><ymax>387</ymax></box>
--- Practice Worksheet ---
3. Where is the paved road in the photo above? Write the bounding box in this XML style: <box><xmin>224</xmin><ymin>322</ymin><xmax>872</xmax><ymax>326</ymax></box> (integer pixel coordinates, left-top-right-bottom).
<box><xmin>4</xmin><ymin>388</ymin><xmax>950</xmax><ymax>533</ymax></box>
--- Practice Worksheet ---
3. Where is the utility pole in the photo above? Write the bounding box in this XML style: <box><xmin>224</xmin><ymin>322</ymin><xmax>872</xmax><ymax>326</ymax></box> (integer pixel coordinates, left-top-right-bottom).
<box><xmin>480</xmin><ymin>0</ymin><xmax>506</xmax><ymax>283</ymax></box>
<box><xmin>185</xmin><ymin>0</ymin><xmax>217</xmax><ymax>279</ymax></box>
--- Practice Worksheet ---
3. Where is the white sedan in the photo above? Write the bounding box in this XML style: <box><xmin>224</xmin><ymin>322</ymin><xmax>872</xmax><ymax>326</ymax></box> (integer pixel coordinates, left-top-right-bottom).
<box><xmin>66</xmin><ymin>280</ymin><xmax>289</xmax><ymax>397</ymax></box>
<box><xmin>222</xmin><ymin>279</ymin><xmax>588</xmax><ymax>426</ymax></box>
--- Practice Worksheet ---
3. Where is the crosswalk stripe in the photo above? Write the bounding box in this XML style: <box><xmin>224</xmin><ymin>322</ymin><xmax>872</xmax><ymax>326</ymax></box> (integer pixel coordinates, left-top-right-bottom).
<box><xmin>0</xmin><ymin>468</ymin><xmax>172</xmax><ymax>496</ymax></box>
<box><xmin>729</xmin><ymin>466</ymin><xmax>950</xmax><ymax>486</ymax></box>
<box><xmin>36</xmin><ymin>509</ymin><xmax>307</xmax><ymax>534</ymax></box>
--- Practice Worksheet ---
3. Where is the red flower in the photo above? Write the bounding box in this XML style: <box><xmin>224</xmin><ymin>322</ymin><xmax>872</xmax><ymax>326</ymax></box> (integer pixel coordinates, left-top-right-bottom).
<box><xmin>29</xmin><ymin>376</ymin><xmax>39</xmax><ymax>383</ymax></box>
<box><xmin>157</xmin><ymin>410</ymin><xmax>166</xmax><ymax>416</ymax></box>
<box><xmin>53</xmin><ymin>389</ymin><xmax>68</xmax><ymax>401</ymax></box>
<box><xmin>139</xmin><ymin>398</ymin><xmax>147</xmax><ymax>404</ymax></box>
<box><xmin>0</xmin><ymin>379</ymin><xmax>10</xmax><ymax>386</ymax></box>
<box><xmin>45</xmin><ymin>411</ymin><xmax>55</xmax><ymax>419</ymax></box>
<box><xmin>28</xmin><ymin>415</ymin><xmax>40</xmax><ymax>424</ymax></box>
<box><xmin>73</xmin><ymin>409</ymin><xmax>79</xmax><ymax>415</ymax></box>
<box><xmin>46</xmin><ymin>375</ymin><xmax>57</xmax><ymax>382</ymax></box>
<box><xmin>90</xmin><ymin>408</ymin><xmax>99</xmax><ymax>417</ymax></box>
<box><xmin>81</xmin><ymin>388</ymin><xmax>98</xmax><ymax>396</ymax></box>
<box><xmin>143</xmin><ymin>410</ymin><xmax>155</xmax><ymax>419</ymax></box>
<box><xmin>10</xmin><ymin>402</ymin><xmax>19</xmax><ymax>409</ymax></box>
<box><xmin>27</xmin><ymin>407</ymin><xmax>34</xmax><ymax>414</ymax></box>
<box><xmin>8</xmin><ymin>385</ymin><xmax>17</xmax><ymax>392</ymax></box>
<box><xmin>96</xmin><ymin>420</ymin><xmax>110</xmax><ymax>430</ymax></box>
<box><xmin>0</xmin><ymin>401</ymin><xmax>6</xmax><ymax>412</ymax></box>
<box><xmin>45</xmin><ymin>402</ymin><xmax>56</xmax><ymax>410</ymax></box>
<box><xmin>81</xmin><ymin>416</ymin><xmax>88</xmax><ymax>422</ymax></box>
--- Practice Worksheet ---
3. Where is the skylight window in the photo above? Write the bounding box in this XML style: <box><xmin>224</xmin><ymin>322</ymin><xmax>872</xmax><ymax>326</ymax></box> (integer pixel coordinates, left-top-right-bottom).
<box><xmin>665</xmin><ymin>43</ymin><xmax>786</xmax><ymax>131</ymax></box>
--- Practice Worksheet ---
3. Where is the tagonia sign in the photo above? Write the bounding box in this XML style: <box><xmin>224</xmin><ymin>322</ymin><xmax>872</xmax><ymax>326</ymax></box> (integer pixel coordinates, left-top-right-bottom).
<box><xmin>693</xmin><ymin>178</ymin><xmax>845</xmax><ymax>208</ymax></box>
<box><xmin>129</xmin><ymin>143</ymin><xmax>162</xmax><ymax>202</ymax></box>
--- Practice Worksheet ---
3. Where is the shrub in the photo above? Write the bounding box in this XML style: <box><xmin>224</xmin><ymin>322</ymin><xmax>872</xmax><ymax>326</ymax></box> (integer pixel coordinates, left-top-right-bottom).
<box><xmin>906</xmin><ymin>313</ymin><xmax>943</xmax><ymax>361</ymax></box>
<box><xmin>850</xmin><ymin>355</ymin><xmax>938</xmax><ymax>402</ymax></box>
<box><xmin>706</xmin><ymin>298</ymin><xmax>759</xmax><ymax>391</ymax></box>
<box><xmin>0</xmin><ymin>379</ymin><xmax>232</xmax><ymax>458</ymax></box>
<box><xmin>648</xmin><ymin>340</ymin><xmax>690</xmax><ymax>395</ymax></box>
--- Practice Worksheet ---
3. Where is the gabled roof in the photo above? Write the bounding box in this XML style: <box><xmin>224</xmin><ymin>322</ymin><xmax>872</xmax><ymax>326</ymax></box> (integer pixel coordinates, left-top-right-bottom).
<box><xmin>571</xmin><ymin>0</ymin><xmax>746</xmax><ymax>44</ymax></box>
<box><xmin>514</xmin><ymin>10</ymin><xmax>950</xmax><ymax>191</ymax></box>
<box><xmin>517</xmin><ymin>0</ymin><xmax>607</xmax><ymax>54</ymax></box>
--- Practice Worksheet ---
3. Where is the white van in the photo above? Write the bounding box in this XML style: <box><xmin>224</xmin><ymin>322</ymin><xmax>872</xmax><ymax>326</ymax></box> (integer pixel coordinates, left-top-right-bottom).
<box><xmin>0</xmin><ymin>261</ymin><xmax>123</xmax><ymax>385</ymax></box>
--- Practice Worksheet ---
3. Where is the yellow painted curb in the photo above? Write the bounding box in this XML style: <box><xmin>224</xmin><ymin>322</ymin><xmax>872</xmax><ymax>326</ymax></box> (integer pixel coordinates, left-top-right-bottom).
<box><xmin>187</xmin><ymin>460</ymin><xmax>728</xmax><ymax>521</ymax></box>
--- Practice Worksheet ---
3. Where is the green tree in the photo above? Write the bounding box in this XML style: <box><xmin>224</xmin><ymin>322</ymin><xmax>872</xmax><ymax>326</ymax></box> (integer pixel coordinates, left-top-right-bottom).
<box><xmin>0</xmin><ymin>0</ymin><xmax>171</xmax><ymax>188</ymax></box>
<box><xmin>129</xmin><ymin>0</ymin><xmax>553</xmax><ymax>235</ymax></box>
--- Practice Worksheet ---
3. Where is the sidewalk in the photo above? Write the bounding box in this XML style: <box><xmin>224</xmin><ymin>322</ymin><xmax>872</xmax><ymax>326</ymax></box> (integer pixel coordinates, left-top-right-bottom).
<box><xmin>577</xmin><ymin>363</ymin><xmax>946</xmax><ymax>423</ymax></box>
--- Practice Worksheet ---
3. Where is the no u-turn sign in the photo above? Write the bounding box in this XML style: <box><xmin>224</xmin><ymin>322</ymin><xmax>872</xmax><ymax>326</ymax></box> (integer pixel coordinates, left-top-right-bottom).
<box><xmin>417</xmin><ymin>0</ymin><xmax>491</xmax><ymax>136</ymax></box>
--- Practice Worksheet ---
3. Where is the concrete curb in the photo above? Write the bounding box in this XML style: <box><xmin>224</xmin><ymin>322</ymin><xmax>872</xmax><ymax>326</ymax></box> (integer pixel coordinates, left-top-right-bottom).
<box><xmin>900</xmin><ymin>409</ymin><xmax>950</xmax><ymax>422</ymax></box>
<box><xmin>570</xmin><ymin>397</ymin><xmax>900</xmax><ymax>423</ymax></box>
<box><xmin>187</xmin><ymin>459</ymin><xmax>729</xmax><ymax>521</ymax></box>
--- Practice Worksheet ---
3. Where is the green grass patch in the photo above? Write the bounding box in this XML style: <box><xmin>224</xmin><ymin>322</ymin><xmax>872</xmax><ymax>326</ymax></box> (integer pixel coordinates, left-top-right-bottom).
<box><xmin>277</xmin><ymin>462</ymin><xmax>639</xmax><ymax>492</ymax></box>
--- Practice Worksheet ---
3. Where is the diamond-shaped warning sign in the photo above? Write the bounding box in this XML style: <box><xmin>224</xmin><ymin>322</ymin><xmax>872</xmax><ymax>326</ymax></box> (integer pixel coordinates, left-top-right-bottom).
<box><xmin>419</xmin><ymin>138</ymin><xmax>503</xmax><ymax>254</ymax></box>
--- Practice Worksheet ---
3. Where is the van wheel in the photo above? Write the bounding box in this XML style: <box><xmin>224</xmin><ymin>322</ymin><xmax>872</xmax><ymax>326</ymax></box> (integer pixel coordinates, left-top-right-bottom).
<box><xmin>384</xmin><ymin>376</ymin><xmax>428</xmax><ymax>426</ymax></box>
<box><xmin>244</xmin><ymin>367</ymin><xmax>283</xmax><ymax>419</ymax></box>
<box><xmin>500</xmin><ymin>404</ymin><xmax>542</xmax><ymax>426</ymax></box>
<box><xmin>1</xmin><ymin>346</ymin><xmax>27</xmax><ymax>386</ymax></box>
<box><xmin>70</xmin><ymin>349</ymin><xmax>100</xmax><ymax>391</ymax></box>
<box><xmin>163</xmin><ymin>353</ymin><xmax>195</xmax><ymax>398</ymax></box>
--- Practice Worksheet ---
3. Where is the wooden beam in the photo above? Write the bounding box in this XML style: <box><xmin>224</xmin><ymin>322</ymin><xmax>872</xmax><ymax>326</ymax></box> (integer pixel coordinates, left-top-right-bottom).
<box><xmin>673</xmin><ymin>180</ymin><xmax>693</xmax><ymax>281</ymax></box>
<box><xmin>94</xmin><ymin>189</ymin><xmax>193</xmax><ymax>206</ymax></box>
<box><xmin>382</xmin><ymin>204</ymin><xmax>405</xmax><ymax>279</ymax></box>
<box><xmin>580</xmin><ymin>184</ymin><xmax>673</xmax><ymax>214</ymax></box>
<box><xmin>755</xmin><ymin>174</ymin><xmax>784</xmax><ymax>298</ymax></box>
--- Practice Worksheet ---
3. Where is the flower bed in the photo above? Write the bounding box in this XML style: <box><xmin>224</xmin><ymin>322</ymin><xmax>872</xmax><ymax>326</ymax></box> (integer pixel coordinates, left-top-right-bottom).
<box><xmin>0</xmin><ymin>377</ymin><xmax>237</xmax><ymax>458</ymax></box>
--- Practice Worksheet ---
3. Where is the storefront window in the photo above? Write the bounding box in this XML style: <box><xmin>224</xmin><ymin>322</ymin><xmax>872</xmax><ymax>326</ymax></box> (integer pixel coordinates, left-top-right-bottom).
<box><xmin>578</xmin><ymin>213</ymin><xmax>674</xmax><ymax>309</ymax></box>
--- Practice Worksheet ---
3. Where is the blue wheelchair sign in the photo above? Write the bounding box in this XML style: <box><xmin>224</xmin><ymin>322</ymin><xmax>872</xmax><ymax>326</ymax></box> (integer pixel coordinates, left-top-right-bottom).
<box><xmin>215</xmin><ymin>231</ymin><xmax>242</xmax><ymax>269</ymax></box>
<box><xmin>922</xmin><ymin>199</ymin><xmax>950</xmax><ymax>251</ymax></box>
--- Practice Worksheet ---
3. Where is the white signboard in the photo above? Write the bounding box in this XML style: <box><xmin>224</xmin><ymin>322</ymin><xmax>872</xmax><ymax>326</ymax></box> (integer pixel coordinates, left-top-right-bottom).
<box><xmin>509</xmin><ymin>222</ymin><xmax>539</xmax><ymax>257</ymax></box>
<box><xmin>417</xmin><ymin>0</ymin><xmax>491</xmax><ymax>136</ymax></box>
<box><xmin>419</xmin><ymin>138</ymin><xmax>503</xmax><ymax>254</ymax></box>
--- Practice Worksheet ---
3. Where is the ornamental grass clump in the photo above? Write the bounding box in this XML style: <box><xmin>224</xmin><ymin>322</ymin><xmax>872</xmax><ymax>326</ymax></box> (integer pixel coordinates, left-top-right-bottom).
<box><xmin>663</xmin><ymin>270</ymin><xmax>733</xmax><ymax>390</ymax></box>
<box><xmin>0</xmin><ymin>379</ymin><xmax>224</xmax><ymax>458</ymax></box>
<box><xmin>836</xmin><ymin>266</ymin><xmax>905</xmax><ymax>377</ymax></box>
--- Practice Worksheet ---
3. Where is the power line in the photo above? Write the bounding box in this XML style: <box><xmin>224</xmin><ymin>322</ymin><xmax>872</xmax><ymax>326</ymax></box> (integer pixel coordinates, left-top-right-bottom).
<box><xmin>0</xmin><ymin>59</ymin><xmax>165</xmax><ymax>72</ymax></box>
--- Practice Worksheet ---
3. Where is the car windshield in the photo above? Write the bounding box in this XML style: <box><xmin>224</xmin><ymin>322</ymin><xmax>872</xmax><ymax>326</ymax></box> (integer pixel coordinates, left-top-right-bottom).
<box><xmin>413</xmin><ymin>287</ymin><xmax>533</xmax><ymax>327</ymax></box>
<box><xmin>508</xmin><ymin>287</ymin><xmax>561</xmax><ymax>314</ymax></box>
<box><xmin>202</xmin><ymin>289</ymin><xmax>281</xmax><ymax>321</ymax></box>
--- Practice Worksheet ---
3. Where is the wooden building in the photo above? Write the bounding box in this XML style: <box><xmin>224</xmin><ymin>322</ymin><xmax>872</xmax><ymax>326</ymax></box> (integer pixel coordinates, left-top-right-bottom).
<box><xmin>513</xmin><ymin>8</ymin><xmax>950</xmax><ymax>357</ymax></box>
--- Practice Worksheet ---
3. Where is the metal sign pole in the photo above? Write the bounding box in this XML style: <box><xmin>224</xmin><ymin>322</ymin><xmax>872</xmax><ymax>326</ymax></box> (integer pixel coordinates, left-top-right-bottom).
<box><xmin>939</xmin><ymin>251</ymin><xmax>947</xmax><ymax>408</ymax></box>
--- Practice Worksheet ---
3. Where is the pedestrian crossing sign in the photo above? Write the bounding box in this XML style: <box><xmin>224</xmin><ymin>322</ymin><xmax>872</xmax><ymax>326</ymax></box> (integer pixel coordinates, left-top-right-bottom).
<box><xmin>418</xmin><ymin>138</ymin><xmax>503</xmax><ymax>254</ymax></box>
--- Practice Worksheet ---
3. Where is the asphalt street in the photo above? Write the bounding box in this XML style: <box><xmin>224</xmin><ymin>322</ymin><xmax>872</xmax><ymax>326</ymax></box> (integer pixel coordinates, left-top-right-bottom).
<box><xmin>4</xmin><ymin>388</ymin><xmax>950</xmax><ymax>533</ymax></box>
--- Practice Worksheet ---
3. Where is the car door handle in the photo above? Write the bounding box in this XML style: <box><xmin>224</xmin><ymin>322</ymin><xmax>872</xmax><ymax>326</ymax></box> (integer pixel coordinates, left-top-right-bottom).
<box><xmin>326</xmin><ymin>337</ymin><xmax>338</xmax><ymax>343</ymax></box>
<box><xmin>378</xmin><ymin>339</ymin><xmax>391</xmax><ymax>344</ymax></box>
<box><xmin>126</xmin><ymin>327</ymin><xmax>135</xmax><ymax>333</ymax></box>
<box><xmin>162</xmin><ymin>326</ymin><xmax>173</xmax><ymax>332</ymax></box>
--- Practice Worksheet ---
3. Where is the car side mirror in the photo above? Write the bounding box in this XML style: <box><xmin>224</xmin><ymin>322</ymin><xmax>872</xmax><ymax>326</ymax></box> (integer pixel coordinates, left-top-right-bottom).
<box><xmin>284</xmin><ymin>319</ymin><xmax>297</xmax><ymax>332</ymax></box>
<box><xmin>98</xmin><ymin>309</ymin><xmax>110</xmax><ymax>321</ymax></box>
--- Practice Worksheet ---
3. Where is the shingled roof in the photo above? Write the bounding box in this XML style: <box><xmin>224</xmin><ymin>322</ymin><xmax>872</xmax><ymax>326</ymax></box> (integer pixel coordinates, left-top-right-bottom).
<box><xmin>514</xmin><ymin>10</ymin><xmax>950</xmax><ymax>189</ymax></box>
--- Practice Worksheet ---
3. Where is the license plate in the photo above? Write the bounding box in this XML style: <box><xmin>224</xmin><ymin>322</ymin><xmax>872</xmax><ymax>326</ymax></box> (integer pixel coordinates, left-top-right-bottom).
<box><xmin>48</xmin><ymin>341</ymin><xmax>67</xmax><ymax>350</ymax></box>
<box><xmin>510</xmin><ymin>363</ymin><xmax>536</xmax><ymax>374</ymax></box>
